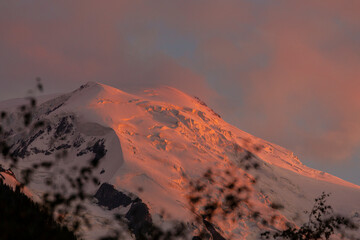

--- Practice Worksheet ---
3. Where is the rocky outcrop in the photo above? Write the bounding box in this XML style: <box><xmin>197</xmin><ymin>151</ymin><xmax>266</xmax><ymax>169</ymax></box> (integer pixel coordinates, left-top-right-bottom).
<box><xmin>203</xmin><ymin>219</ymin><xmax>226</xmax><ymax>240</ymax></box>
<box><xmin>94</xmin><ymin>183</ymin><xmax>153</xmax><ymax>240</ymax></box>
<box><xmin>125</xmin><ymin>199</ymin><xmax>153</xmax><ymax>239</ymax></box>
<box><xmin>55</xmin><ymin>116</ymin><xmax>74</xmax><ymax>138</ymax></box>
<box><xmin>94</xmin><ymin>183</ymin><xmax>132</xmax><ymax>210</ymax></box>
<box><xmin>11</xmin><ymin>129</ymin><xmax>44</xmax><ymax>158</ymax></box>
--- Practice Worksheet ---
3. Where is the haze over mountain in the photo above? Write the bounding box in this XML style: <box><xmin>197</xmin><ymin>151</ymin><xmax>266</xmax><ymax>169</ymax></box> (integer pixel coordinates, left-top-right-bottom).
<box><xmin>1</xmin><ymin>82</ymin><xmax>359</xmax><ymax>239</ymax></box>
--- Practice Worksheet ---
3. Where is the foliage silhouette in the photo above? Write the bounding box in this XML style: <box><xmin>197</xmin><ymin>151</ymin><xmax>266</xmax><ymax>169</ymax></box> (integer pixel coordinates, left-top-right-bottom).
<box><xmin>0</xmin><ymin>178</ymin><xmax>76</xmax><ymax>240</ymax></box>
<box><xmin>261</xmin><ymin>192</ymin><xmax>359</xmax><ymax>240</ymax></box>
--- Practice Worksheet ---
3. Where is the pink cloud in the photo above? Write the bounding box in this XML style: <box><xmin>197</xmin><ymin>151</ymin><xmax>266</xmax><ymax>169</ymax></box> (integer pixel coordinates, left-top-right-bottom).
<box><xmin>0</xmin><ymin>0</ymin><xmax>215</xmax><ymax>100</ymax></box>
<box><xmin>1</xmin><ymin>0</ymin><xmax>360</xmax><ymax>164</ymax></box>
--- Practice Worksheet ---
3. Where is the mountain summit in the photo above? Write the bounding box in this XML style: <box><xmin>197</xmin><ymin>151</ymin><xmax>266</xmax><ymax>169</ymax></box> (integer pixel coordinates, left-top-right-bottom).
<box><xmin>1</xmin><ymin>82</ymin><xmax>359</xmax><ymax>239</ymax></box>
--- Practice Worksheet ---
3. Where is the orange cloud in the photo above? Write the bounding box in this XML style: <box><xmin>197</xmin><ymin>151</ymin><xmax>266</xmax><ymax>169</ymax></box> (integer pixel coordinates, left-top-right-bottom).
<box><xmin>1</xmin><ymin>0</ymin><xmax>360</xmax><ymax>166</ymax></box>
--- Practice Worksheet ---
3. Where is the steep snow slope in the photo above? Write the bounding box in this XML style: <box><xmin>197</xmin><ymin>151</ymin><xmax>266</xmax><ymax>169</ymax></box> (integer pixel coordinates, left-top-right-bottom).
<box><xmin>1</xmin><ymin>82</ymin><xmax>359</xmax><ymax>239</ymax></box>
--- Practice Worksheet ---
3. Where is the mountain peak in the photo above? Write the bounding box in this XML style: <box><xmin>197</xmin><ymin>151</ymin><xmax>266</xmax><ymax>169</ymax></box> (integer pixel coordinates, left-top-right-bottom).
<box><xmin>65</xmin><ymin>82</ymin><xmax>135</xmax><ymax>106</ymax></box>
<box><xmin>2</xmin><ymin>81</ymin><xmax>360</xmax><ymax>239</ymax></box>
<box><xmin>76</xmin><ymin>81</ymin><xmax>122</xmax><ymax>94</ymax></box>
<box><xmin>68</xmin><ymin>82</ymin><xmax>215</xmax><ymax>116</ymax></box>
<box><xmin>80</xmin><ymin>81</ymin><xmax>102</xmax><ymax>88</ymax></box>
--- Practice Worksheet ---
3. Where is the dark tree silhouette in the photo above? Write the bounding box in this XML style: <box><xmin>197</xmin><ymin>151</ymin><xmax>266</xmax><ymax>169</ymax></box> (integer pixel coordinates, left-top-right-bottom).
<box><xmin>0</xmin><ymin>169</ymin><xmax>76</xmax><ymax>240</ymax></box>
<box><xmin>261</xmin><ymin>192</ymin><xmax>359</xmax><ymax>240</ymax></box>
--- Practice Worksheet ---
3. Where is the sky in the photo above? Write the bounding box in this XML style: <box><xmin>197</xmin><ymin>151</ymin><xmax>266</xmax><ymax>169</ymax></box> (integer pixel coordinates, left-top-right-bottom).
<box><xmin>1</xmin><ymin>1</ymin><xmax>359</xmax><ymax>184</ymax></box>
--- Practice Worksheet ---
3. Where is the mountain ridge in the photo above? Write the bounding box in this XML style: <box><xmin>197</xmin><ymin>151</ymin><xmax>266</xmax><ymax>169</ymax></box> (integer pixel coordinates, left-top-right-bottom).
<box><xmin>1</xmin><ymin>82</ymin><xmax>359</xmax><ymax>239</ymax></box>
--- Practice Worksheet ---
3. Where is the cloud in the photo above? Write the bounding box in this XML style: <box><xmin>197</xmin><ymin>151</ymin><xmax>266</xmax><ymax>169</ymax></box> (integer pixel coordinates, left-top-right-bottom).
<box><xmin>150</xmin><ymin>0</ymin><xmax>360</xmax><ymax>164</ymax></box>
<box><xmin>234</xmin><ymin>1</ymin><xmax>360</xmax><ymax>162</ymax></box>
<box><xmin>0</xmin><ymin>0</ymin><xmax>215</xmax><ymax>100</ymax></box>
<box><xmin>1</xmin><ymin>0</ymin><xmax>360</xmax><ymax>166</ymax></box>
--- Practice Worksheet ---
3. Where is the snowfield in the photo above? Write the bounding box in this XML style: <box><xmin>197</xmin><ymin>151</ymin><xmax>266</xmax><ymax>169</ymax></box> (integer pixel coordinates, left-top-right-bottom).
<box><xmin>1</xmin><ymin>82</ymin><xmax>359</xmax><ymax>239</ymax></box>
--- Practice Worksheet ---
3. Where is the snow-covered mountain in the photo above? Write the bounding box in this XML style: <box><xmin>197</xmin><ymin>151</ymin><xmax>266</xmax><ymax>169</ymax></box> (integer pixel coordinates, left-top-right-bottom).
<box><xmin>1</xmin><ymin>82</ymin><xmax>359</xmax><ymax>239</ymax></box>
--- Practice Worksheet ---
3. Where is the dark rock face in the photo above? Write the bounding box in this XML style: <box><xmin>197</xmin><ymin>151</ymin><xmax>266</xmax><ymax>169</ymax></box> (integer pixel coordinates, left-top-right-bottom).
<box><xmin>30</xmin><ymin>147</ymin><xmax>52</xmax><ymax>155</ymax></box>
<box><xmin>192</xmin><ymin>237</ymin><xmax>202</xmax><ymax>240</ymax></box>
<box><xmin>0</xmin><ymin>166</ymin><xmax>15</xmax><ymax>181</ymax></box>
<box><xmin>12</xmin><ymin>129</ymin><xmax>45</xmax><ymax>158</ymax></box>
<box><xmin>55</xmin><ymin>144</ymin><xmax>71</xmax><ymax>150</ymax></box>
<box><xmin>55</xmin><ymin>116</ymin><xmax>74</xmax><ymax>138</ymax></box>
<box><xmin>77</xmin><ymin>139</ymin><xmax>107</xmax><ymax>167</ymax></box>
<box><xmin>94</xmin><ymin>183</ymin><xmax>153</xmax><ymax>240</ymax></box>
<box><xmin>125</xmin><ymin>199</ymin><xmax>153</xmax><ymax>239</ymax></box>
<box><xmin>203</xmin><ymin>219</ymin><xmax>226</xmax><ymax>240</ymax></box>
<box><xmin>72</xmin><ymin>136</ymin><xmax>84</xmax><ymax>148</ymax></box>
<box><xmin>94</xmin><ymin>183</ymin><xmax>132</xmax><ymax>210</ymax></box>
<box><xmin>10</xmin><ymin>115</ymin><xmax>79</xmax><ymax>159</ymax></box>
<box><xmin>77</xmin><ymin>139</ymin><xmax>106</xmax><ymax>157</ymax></box>
<box><xmin>45</xmin><ymin>102</ymin><xmax>64</xmax><ymax>115</ymax></box>
<box><xmin>194</xmin><ymin>96</ymin><xmax>221</xmax><ymax>119</ymax></box>
<box><xmin>90</xmin><ymin>139</ymin><xmax>107</xmax><ymax>167</ymax></box>
<box><xmin>94</xmin><ymin>183</ymin><xmax>225</xmax><ymax>240</ymax></box>
<box><xmin>0</xmin><ymin>166</ymin><xmax>5</xmax><ymax>180</ymax></box>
